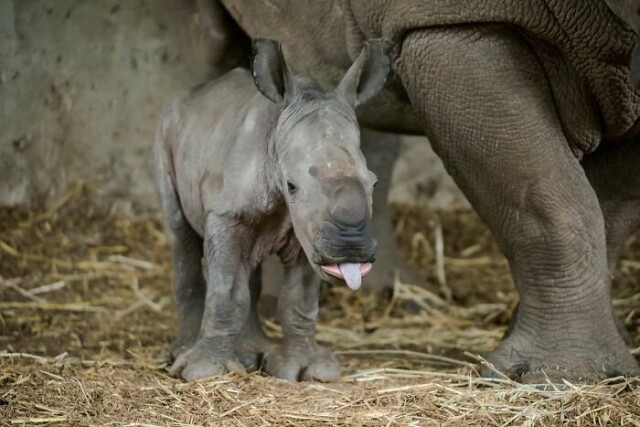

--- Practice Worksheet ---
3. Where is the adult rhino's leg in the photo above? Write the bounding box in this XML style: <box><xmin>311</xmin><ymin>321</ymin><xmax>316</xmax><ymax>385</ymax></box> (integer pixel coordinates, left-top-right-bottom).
<box><xmin>583</xmin><ymin>141</ymin><xmax>640</xmax><ymax>346</ymax></box>
<box><xmin>360</xmin><ymin>128</ymin><xmax>418</xmax><ymax>292</ymax></box>
<box><xmin>264</xmin><ymin>255</ymin><xmax>340</xmax><ymax>382</ymax></box>
<box><xmin>396</xmin><ymin>25</ymin><xmax>639</xmax><ymax>381</ymax></box>
<box><xmin>583</xmin><ymin>141</ymin><xmax>640</xmax><ymax>270</ymax></box>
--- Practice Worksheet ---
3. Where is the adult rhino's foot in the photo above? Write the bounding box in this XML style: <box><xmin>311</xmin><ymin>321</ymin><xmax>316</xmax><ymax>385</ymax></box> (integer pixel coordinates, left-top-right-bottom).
<box><xmin>482</xmin><ymin>330</ymin><xmax>639</xmax><ymax>384</ymax></box>
<box><xmin>169</xmin><ymin>338</ymin><xmax>245</xmax><ymax>381</ymax></box>
<box><xmin>264</xmin><ymin>344</ymin><xmax>341</xmax><ymax>382</ymax></box>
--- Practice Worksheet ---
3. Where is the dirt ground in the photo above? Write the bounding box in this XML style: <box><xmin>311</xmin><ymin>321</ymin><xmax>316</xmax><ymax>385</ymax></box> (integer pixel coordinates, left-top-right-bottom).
<box><xmin>1</xmin><ymin>185</ymin><xmax>639</xmax><ymax>426</ymax></box>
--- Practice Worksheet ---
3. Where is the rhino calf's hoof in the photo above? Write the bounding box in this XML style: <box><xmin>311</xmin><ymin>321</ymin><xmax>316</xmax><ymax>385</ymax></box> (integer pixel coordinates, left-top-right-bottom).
<box><xmin>264</xmin><ymin>345</ymin><xmax>341</xmax><ymax>382</ymax></box>
<box><xmin>170</xmin><ymin>341</ymin><xmax>246</xmax><ymax>381</ymax></box>
<box><xmin>236</xmin><ymin>339</ymin><xmax>277</xmax><ymax>372</ymax></box>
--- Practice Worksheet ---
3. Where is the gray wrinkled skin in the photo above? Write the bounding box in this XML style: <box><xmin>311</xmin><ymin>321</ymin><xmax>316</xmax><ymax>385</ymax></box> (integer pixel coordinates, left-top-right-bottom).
<box><xmin>154</xmin><ymin>38</ymin><xmax>390</xmax><ymax>381</ymax></box>
<box><xmin>194</xmin><ymin>0</ymin><xmax>640</xmax><ymax>382</ymax></box>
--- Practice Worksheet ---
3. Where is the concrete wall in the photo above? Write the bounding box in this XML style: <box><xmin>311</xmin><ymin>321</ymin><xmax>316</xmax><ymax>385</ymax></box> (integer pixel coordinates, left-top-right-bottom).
<box><xmin>0</xmin><ymin>0</ymin><xmax>466</xmax><ymax>212</ymax></box>
<box><xmin>0</xmin><ymin>0</ymin><xmax>221</xmax><ymax>210</ymax></box>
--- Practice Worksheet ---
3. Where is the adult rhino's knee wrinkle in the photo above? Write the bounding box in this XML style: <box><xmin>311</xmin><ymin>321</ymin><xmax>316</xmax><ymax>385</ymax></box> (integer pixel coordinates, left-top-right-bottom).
<box><xmin>154</xmin><ymin>37</ymin><xmax>392</xmax><ymax>381</ymax></box>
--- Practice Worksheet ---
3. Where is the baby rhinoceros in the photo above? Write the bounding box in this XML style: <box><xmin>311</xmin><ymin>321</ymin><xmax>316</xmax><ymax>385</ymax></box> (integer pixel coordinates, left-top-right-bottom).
<box><xmin>154</xmin><ymin>38</ymin><xmax>391</xmax><ymax>381</ymax></box>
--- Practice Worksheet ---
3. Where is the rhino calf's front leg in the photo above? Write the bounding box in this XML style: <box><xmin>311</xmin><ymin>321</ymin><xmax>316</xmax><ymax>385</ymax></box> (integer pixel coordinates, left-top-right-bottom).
<box><xmin>170</xmin><ymin>214</ymin><xmax>250</xmax><ymax>380</ymax></box>
<box><xmin>264</xmin><ymin>254</ymin><xmax>340</xmax><ymax>382</ymax></box>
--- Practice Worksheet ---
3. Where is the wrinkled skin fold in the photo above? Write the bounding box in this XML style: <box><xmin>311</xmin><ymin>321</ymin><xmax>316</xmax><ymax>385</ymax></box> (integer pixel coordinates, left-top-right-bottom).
<box><xmin>189</xmin><ymin>0</ymin><xmax>640</xmax><ymax>382</ymax></box>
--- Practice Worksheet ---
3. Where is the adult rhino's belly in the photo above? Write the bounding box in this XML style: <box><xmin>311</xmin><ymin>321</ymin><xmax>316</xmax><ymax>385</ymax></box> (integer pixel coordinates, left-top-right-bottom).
<box><xmin>356</xmin><ymin>85</ymin><xmax>423</xmax><ymax>135</ymax></box>
<box><xmin>220</xmin><ymin>0</ymin><xmax>350</xmax><ymax>72</ymax></box>
<box><xmin>219</xmin><ymin>0</ymin><xmax>422</xmax><ymax>135</ymax></box>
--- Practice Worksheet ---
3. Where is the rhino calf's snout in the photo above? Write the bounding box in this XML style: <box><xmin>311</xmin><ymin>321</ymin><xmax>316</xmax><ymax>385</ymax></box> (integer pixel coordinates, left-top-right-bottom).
<box><xmin>312</xmin><ymin>222</ymin><xmax>377</xmax><ymax>265</ymax></box>
<box><xmin>313</xmin><ymin>178</ymin><xmax>376</xmax><ymax>263</ymax></box>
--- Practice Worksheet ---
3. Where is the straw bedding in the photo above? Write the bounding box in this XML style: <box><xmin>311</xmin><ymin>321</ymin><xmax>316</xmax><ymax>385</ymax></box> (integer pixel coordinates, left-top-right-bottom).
<box><xmin>1</xmin><ymin>184</ymin><xmax>639</xmax><ymax>426</ymax></box>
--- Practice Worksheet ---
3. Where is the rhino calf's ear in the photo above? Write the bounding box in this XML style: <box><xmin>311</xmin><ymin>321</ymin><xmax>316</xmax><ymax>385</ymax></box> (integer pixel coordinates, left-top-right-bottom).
<box><xmin>337</xmin><ymin>38</ymin><xmax>391</xmax><ymax>107</ymax></box>
<box><xmin>251</xmin><ymin>38</ymin><xmax>295</xmax><ymax>106</ymax></box>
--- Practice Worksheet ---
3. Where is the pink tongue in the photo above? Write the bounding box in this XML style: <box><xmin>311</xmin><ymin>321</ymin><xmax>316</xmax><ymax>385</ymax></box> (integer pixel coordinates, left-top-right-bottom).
<box><xmin>339</xmin><ymin>263</ymin><xmax>362</xmax><ymax>291</ymax></box>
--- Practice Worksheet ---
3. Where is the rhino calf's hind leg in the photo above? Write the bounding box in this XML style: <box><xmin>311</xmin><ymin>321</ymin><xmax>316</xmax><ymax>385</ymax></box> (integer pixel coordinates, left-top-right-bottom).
<box><xmin>170</xmin><ymin>214</ymin><xmax>251</xmax><ymax>381</ymax></box>
<box><xmin>156</xmin><ymin>169</ymin><xmax>206</xmax><ymax>361</ymax></box>
<box><xmin>264</xmin><ymin>255</ymin><xmax>340</xmax><ymax>382</ymax></box>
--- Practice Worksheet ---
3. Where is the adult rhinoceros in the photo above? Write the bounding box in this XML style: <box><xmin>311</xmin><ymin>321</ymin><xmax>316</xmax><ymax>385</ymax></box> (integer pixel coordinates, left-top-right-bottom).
<box><xmin>191</xmin><ymin>0</ymin><xmax>640</xmax><ymax>382</ymax></box>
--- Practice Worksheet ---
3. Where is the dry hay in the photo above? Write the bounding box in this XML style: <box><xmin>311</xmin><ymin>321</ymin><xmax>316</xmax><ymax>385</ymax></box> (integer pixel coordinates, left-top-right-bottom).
<box><xmin>1</xmin><ymin>184</ymin><xmax>639</xmax><ymax>426</ymax></box>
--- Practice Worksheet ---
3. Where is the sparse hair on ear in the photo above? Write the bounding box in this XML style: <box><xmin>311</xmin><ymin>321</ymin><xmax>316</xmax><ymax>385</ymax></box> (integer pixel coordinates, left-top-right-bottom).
<box><xmin>337</xmin><ymin>38</ymin><xmax>392</xmax><ymax>107</ymax></box>
<box><xmin>250</xmin><ymin>38</ymin><xmax>295</xmax><ymax>106</ymax></box>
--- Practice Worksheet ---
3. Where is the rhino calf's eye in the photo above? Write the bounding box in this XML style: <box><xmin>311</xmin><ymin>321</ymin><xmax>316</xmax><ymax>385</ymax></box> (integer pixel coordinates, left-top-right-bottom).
<box><xmin>287</xmin><ymin>180</ymin><xmax>298</xmax><ymax>196</ymax></box>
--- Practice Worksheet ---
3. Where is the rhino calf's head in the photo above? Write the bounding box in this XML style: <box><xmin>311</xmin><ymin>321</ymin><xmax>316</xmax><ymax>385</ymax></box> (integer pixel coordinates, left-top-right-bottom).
<box><xmin>251</xmin><ymin>38</ymin><xmax>391</xmax><ymax>290</ymax></box>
